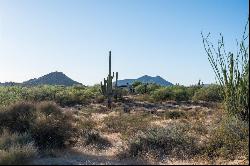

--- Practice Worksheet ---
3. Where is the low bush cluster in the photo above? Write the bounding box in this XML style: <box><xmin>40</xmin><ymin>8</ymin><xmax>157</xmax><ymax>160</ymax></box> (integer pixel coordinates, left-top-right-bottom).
<box><xmin>192</xmin><ymin>85</ymin><xmax>223</xmax><ymax>102</ymax></box>
<box><xmin>0</xmin><ymin>130</ymin><xmax>37</xmax><ymax>165</ymax></box>
<box><xmin>205</xmin><ymin>116</ymin><xmax>249</xmax><ymax>159</ymax></box>
<box><xmin>0</xmin><ymin>102</ymin><xmax>79</xmax><ymax>159</ymax></box>
<box><xmin>0</xmin><ymin>85</ymin><xmax>102</xmax><ymax>108</ymax></box>
<box><xmin>126</xmin><ymin>122</ymin><xmax>200</xmax><ymax>159</ymax></box>
<box><xmin>103</xmin><ymin>112</ymin><xmax>155</xmax><ymax>138</ymax></box>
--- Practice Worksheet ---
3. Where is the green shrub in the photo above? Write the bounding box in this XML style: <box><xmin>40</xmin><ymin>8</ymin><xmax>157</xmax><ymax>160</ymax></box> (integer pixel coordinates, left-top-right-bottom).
<box><xmin>186</xmin><ymin>86</ymin><xmax>202</xmax><ymax>98</ymax></box>
<box><xmin>205</xmin><ymin>116</ymin><xmax>249</xmax><ymax>159</ymax></box>
<box><xmin>0</xmin><ymin>87</ymin><xmax>22</xmax><ymax>107</ymax></box>
<box><xmin>135</xmin><ymin>83</ymin><xmax>161</xmax><ymax>95</ymax></box>
<box><xmin>150</xmin><ymin>87</ymin><xmax>175</xmax><ymax>101</ymax></box>
<box><xmin>0</xmin><ymin>102</ymin><xmax>36</xmax><ymax>133</ymax></box>
<box><xmin>0</xmin><ymin>85</ymin><xmax>103</xmax><ymax>108</ymax></box>
<box><xmin>134</xmin><ymin>84</ymin><xmax>147</xmax><ymax>94</ymax></box>
<box><xmin>192</xmin><ymin>85</ymin><xmax>223</xmax><ymax>102</ymax></box>
<box><xmin>173</xmin><ymin>88</ymin><xmax>190</xmax><ymax>101</ymax></box>
<box><xmin>132</xmin><ymin>81</ymin><xmax>143</xmax><ymax>88</ymax></box>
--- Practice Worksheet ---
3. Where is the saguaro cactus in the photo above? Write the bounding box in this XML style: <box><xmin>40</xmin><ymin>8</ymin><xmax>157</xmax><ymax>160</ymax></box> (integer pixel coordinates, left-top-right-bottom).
<box><xmin>100</xmin><ymin>51</ymin><xmax>119</xmax><ymax>108</ymax></box>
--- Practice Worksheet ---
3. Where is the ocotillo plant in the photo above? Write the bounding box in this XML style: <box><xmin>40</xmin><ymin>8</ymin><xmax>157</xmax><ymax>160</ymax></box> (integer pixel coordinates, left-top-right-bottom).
<box><xmin>100</xmin><ymin>51</ymin><xmax>119</xmax><ymax>109</ymax></box>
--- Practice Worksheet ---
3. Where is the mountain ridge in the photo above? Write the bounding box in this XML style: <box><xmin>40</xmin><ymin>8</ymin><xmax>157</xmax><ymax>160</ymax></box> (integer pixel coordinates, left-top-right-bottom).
<box><xmin>1</xmin><ymin>73</ymin><xmax>173</xmax><ymax>87</ymax></box>
<box><xmin>0</xmin><ymin>72</ymin><xmax>82</xmax><ymax>86</ymax></box>
<box><xmin>117</xmin><ymin>75</ymin><xmax>173</xmax><ymax>86</ymax></box>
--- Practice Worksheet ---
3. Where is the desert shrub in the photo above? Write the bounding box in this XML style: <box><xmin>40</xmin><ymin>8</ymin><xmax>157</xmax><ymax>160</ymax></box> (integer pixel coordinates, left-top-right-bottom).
<box><xmin>205</xmin><ymin>116</ymin><xmax>249</xmax><ymax>159</ymax></box>
<box><xmin>0</xmin><ymin>87</ymin><xmax>22</xmax><ymax>107</ymax></box>
<box><xmin>95</xmin><ymin>95</ymin><xmax>105</xmax><ymax>103</ymax></box>
<box><xmin>23</xmin><ymin>85</ymin><xmax>59</xmax><ymax>102</ymax></box>
<box><xmin>172</xmin><ymin>87</ymin><xmax>190</xmax><ymax>101</ymax></box>
<box><xmin>192</xmin><ymin>85</ymin><xmax>223</xmax><ymax>102</ymax></box>
<box><xmin>75</xmin><ymin>117</ymin><xmax>110</xmax><ymax>149</ymax></box>
<box><xmin>134</xmin><ymin>94</ymin><xmax>154</xmax><ymax>102</ymax></box>
<box><xmin>150</xmin><ymin>87</ymin><xmax>175</xmax><ymax>101</ymax></box>
<box><xmin>120</xmin><ymin>88</ymin><xmax>129</xmax><ymax>96</ymax></box>
<box><xmin>0</xmin><ymin>85</ymin><xmax>101</xmax><ymax>107</ymax></box>
<box><xmin>54</xmin><ymin>85</ymin><xmax>99</xmax><ymax>106</ymax></box>
<box><xmin>84</xmin><ymin>84</ymin><xmax>101</xmax><ymax>98</ymax></box>
<box><xmin>147</xmin><ymin>84</ymin><xmax>161</xmax><ymax>93</ymax></box>
<box><xmin>191</xmin><ymin>120</ymin><xmax>208</xmax><ymax>135</ymax></box>
<box><xmin>104</xmin><ymin>112</ymin><xmax>155</xmax><ymax>138</ymax></box>
<box><xmin>31</xmin><ymin>106</ymin><xmax>78</xmax><ymax>149</ymax></box>
<box><xmin>132</xmin><ymin>81</ymin><xmax>143</xmax><ymax>88</ymax></box>
<box><xmin>186</xmin><ymin>86</ymin><xmax>202</xmax><ymax>98</ymax></box>
<box><xmin>0</xmin><ymin>102</ymin><xmax>36</xmax><ymax>133</ymax></box>
<box><xmin>55</xmin><ymin>90</ymin><xmax>77</xmax><ymax>106</ymax></box>
<box><xmin>36</xmin><ymin>101</ymin><xmax>62</xmax><ymax>116</ymax></box>
<box><xmin>202</xmin><ymin>19</ymin><xmax>249</xmax><ymax>121</ymax></box>
<box><xmin>84</xmin><ymin>130</ymin><xmax>111</xmax><ymax>149</ymax></box>
<box><xmin>78</xmin><ymin>118</ymin><xmax>97</xmax><ymax>134</ymax></box>
<box><xmin>134</xmin><ymin>84</ymin><xmax>148</xmax><ymax>94</ymax></box>
<box><xmin>135</xmin><ymin>83</ymin><xmax>161</xmax><ymax>95</ymax></box>
<box><xmin>0</xmin><ymin>130</ymin><xmax>33</xmax><ymax>150</ymax></box>
<box><xmin>0</xmin><ymin>144</ymin><xmax>37</xmax><ymax>165</ymax></box>
<box><xmin>126</xmin><ymin>123</ymin><xmax>199</xmax><ymax>159</ymax></box>
<box><xmin>0</xmin><ymin>101</ymin><xmax>79</xmax><ymax>150</ymax></box>
<box><xmin>0</xmin><ymin>130</ymin><xmax>37</xmax><ymax>165</ymax></box>
<box><xmin>164</xmin><ymin>110</ymin><xmax>187</xmax><ymax>119</ymax></box>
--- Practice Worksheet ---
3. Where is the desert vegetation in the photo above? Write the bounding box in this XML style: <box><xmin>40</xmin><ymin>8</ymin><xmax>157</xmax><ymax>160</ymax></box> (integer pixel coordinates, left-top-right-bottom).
<box><xmin>0</xmin><ymin>19</ymin><xmax>249</xmax><ymax>166</ymax></box>
<box><xmin>0</xmin><ymin>80</ymin><xmax>248</xmax><ymax>164</ymax></box>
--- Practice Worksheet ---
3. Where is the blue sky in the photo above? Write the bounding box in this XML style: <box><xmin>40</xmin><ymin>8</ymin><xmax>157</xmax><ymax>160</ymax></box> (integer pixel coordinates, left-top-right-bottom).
<box><xmin>0</xmin><ymin>0</ymin><xmax>248</xmax><ymax>86</ymax></box>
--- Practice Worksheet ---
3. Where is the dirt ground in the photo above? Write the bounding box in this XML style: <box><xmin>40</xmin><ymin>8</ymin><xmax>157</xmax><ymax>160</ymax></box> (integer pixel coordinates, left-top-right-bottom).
<box><xmin>30</xmin><ymin>97</ymin><xmax>249</xmax><ymax>165</ymax></box>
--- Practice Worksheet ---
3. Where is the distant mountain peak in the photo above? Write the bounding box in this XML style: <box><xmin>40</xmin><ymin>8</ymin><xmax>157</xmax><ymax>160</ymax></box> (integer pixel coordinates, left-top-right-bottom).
<box><xmin>22</xmin><ymin>71</ymin><xmax>82</xmax><ymax>86</ymax></box>
<box><xmin>117</xmin><ymin>75</ymin><xmax>173</xmax><ymax>86</ymax></box>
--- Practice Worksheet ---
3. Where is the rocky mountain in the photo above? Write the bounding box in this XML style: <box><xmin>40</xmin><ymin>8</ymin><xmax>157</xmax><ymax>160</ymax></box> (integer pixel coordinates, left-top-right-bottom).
<box><xmin>0</xmin><ymin>72</ymin><xmax>82</xmax><ymax>86</ymax></box>
<box><xmin>117</xmin><ymin>75</ymin><xmax>173</xmax><ymax>86</ymax></box>
<box><xmin>23</xmin><ymin>72</ymin><xmax>82</xmax><ymax>86</ymax></box>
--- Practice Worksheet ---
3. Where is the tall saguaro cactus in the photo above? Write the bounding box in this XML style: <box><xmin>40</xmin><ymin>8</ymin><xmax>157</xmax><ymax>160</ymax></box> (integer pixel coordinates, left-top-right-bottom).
<box><xmin>100</xmin><ymin>51</ymin><xmax>119</xmax><ymax>109</ymax></box>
